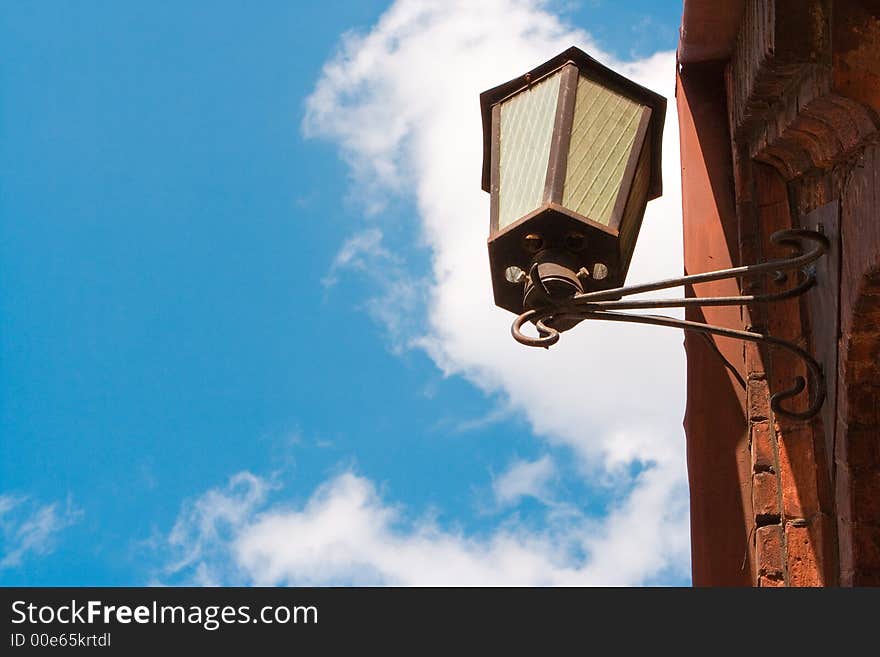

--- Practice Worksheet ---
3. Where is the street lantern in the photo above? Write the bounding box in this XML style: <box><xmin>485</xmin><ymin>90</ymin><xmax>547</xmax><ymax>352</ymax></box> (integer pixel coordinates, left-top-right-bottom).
<box><xmin>480</xmin><ymin>46</ymin><xmax>666</xmax><ymax>316</ymax></box>
<box><xmin>478</xmin><ymin>46</ymin><xmax>830</xmax><ymax>422</ymax></box>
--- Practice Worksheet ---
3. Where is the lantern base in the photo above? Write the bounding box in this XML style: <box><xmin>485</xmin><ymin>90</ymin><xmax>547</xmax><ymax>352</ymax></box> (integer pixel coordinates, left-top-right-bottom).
<box><xmin>522</xmin><ymin>250</ymin><xmax>584</xmax><ymax>333</ymax></box>
<box><xmin>488</xmin><ymin>203</ymin><xmax>624</xmax><ymax>316</ymax></box>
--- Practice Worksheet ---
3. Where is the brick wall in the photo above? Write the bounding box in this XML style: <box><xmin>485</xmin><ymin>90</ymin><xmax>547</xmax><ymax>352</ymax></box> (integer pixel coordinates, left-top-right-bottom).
<box><xmin>679</xmin><ymin>0</ymin><xmax>880</xmax><ymax>586</ymax></box>
<box><xmin>796</xmin><ymin>145</ymin><xmax>880</xmax><ymax>585</ymax></box>
<box><xmin>748</xmin><ymin>163</ymin><xmax>836</xmax><ymax>586</ymax></box>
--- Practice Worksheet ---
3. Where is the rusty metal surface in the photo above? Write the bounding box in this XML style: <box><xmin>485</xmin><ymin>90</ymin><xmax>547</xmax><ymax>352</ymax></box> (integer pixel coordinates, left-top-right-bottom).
<box><xmin>611</xmin><ymin>110</ymin><xmax>652</xmax><ymax>231</ymax></box>
<box><xmin>570</xmin><ymin>228</ymin><xmax>826</xmax><ymax>302</ymax></box>
<box><xmin>543</xmin><ymin>63</ymin><xmax>579</xmax><ymax>205</ymax></box>
<box><xmin>615</xmin><ymin>131</ymin><xmax>652</xmax><ymax>276</ymax></box>
<box><xmin>802</xmin><ymin>201</ymin><xmax>840</xmax><ymax>480</ymax></box>
<box><xmin>510</xmin><ymin>229</ymin><xmax>830</xmax><ymax>420</ymax></box>
<box><xmin>487</xmin><ymin>203</ymin><xmax>621</xmax><ymax>315</ymax></box>
<box><xmin>678</xmin><ymin>0</ymin><xmax>746</xmax><ymax>65</ymax></box>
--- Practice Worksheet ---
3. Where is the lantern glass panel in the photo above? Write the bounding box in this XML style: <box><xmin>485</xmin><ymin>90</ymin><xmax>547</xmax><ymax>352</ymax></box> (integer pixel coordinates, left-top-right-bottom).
<box><xmin>562</xmin><ymin>74</ymin><xmax>648</xmax><ymax>227</ymax></box>
<box><xmin>617</xmin><ymin>131</ymin><xmax>652</xmax><ymax>270</ymax></box>
<box><xmin>497</xmin><ymin>70</ymin><xmax>561</xmax><ymax>230</ymax></box>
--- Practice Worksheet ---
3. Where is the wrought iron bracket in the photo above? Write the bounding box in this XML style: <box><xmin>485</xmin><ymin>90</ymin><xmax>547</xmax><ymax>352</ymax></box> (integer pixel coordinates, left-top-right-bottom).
<box><xmin>511</xmin><ymin>229</ymin><xmax>830</xmax><ymax>420</ymax></box>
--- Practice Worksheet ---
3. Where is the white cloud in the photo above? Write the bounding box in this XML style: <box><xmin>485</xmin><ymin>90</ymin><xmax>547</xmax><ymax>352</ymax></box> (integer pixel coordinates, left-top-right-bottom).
<box><xmin>322</xmin><ymin>228</ymin><xmax>391</xmax><ymax>288</ymax></box>
<box><xmin>0</xmin><ymin>494</ymin><xmax>81</xmax><ymax>569</ymax></box>
<box><xmin>165</xmin><ymin>472</ymin><xmax>275</xmax><ymax>582</ymax></box>
<box><xmin>0</xmin><ymin>495</ymin><xmax>22</xmax><ymax>519</ymax></box>
<box><xmin>305</xmin><ymin>0</ymin><xmax>684</xmax><ymax>452</ymax></box>
<box><xmin>300</xmin><ymin>0</ymin><xmax>690</xmax><ymax>583</ymax></box>
<box><xmin>322</xmin><ymin>226</ymin><xmax>425</xmax><ymax>352</ymax></box>
<box><xmin>440</xmin><ymin>402</ymin><xmax>514</xmax><ymax>434</ymax></box>
<box><xmin>492</xmin><ymin>456</ymin><xmax>555</xmax><ymax>507</ymax></box>
<box><xmin>162</xmin><ymin>470</ymin><xmax>689</xmax><ymax>586</ymax></box>
<box><xmin>157</xmin><ymin>1</ymin><xmax>689</xmax><ymax>586</ymax></box>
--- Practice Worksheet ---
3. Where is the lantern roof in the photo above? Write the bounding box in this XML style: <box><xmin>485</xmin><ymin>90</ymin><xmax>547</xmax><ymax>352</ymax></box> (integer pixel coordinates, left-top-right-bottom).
<box><xmin>480</xmin><ymin>46</ymin><xmax>667</xmax><ymax>200</ymax></box>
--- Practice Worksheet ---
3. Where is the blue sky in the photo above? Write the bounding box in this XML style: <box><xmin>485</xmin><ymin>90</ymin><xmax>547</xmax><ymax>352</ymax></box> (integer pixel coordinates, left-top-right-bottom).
<box><xmin>1</xmin><ymin>1</ymin><xmax>688</xmax><ymax>586</ymax></box>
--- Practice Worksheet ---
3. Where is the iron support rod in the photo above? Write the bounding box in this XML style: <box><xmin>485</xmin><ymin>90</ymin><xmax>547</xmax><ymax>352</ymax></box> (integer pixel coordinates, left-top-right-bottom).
<box><xmin>510</xmin><ymin>229</ymin><xmax>830</xmax><ymax>420</ymax></box>
<box><xmin>571</xmin><ymin>229</ymin><xmax>827</xmax><ymax>302</ymax></box>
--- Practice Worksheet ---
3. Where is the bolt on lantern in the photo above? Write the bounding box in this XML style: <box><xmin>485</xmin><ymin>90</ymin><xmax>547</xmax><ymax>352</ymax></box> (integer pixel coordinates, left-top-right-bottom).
<box><xmin>480</xmin><ymin>46</ymin><xmax>666</xmax><ymax>321</ymax></box>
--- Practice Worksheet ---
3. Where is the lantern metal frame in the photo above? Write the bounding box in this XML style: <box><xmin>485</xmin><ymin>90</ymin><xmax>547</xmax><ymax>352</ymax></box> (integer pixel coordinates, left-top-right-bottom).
<box><xmin>480</xmin><ymin>47</ymin><xmax>667</xmax><ymax>315</ymax></box>
<box><xmin>511</xmin><ymin>228</ymin><xmax>830</xmax><ymax>420</ymax></box>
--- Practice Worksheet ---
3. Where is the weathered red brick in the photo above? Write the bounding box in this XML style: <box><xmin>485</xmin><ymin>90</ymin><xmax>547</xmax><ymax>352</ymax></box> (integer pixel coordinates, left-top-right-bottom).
<box><xmin>767</xmin><ymin>297</ymin><xmax>803</xmax><ymax>342</ymax></box>
<box><xmin>748</xmin><ymin>378</ymin><xmax>770</xmax><ymax>421</ymax></box>
<box><xmin>851</xmin><ymin>470</ymin><xmax>880</xmax><ymax>524</ymax></box>
<box><xmin>838</xmin><ymin>519</ymin><xmax>880</xmax><ymax>586</ymax></box>
<box><xmin>851</xmin><ymin>298</ymin><xmax>880</xmax><ymax>325</ymax></box>
<box><xmin>758</xmin><ymin>575</ymin><xmax>785</xmax><ymax>587</ymax></box>
<box><xmin>843</xmin><ymin>426</ymin><xmax>880</xmax><ymax>474</ymax></box>
<box><xmin>756</xmin><ymin>524</ymin><xmax>783</xmax><ymax>578</ymax></box>
<box><xmin>852</xmin><ymin>569</ymin><xmax>880</xmax><ymax>586</ymax></box>
<box><xmin>846</xmin><ymin>384</ymin><xmax>880</xmax><ymax>428</ymax></box>
<box><xmin>839</xmin><ymin>521</ymin><xmax>880</xmax><ymax>583</ymax></box>
<box><xmin>753</xmin><ymin>472</ymin><xmax>780</xmax><ymax>518</ymax></box>
<box><xmin>845</xmin><ymin>332</ymin><xmax>880</xmax><ymax>364</ymax></box>
<box><xmin>840</xmin><ymin>355</ymin><xmax>878</xmax><ymax>388</ymax></box>
<box><xmin>786</xmin><ymin>515</ymin><xmax>834</xmax><ymax>587</ymax></box>
<box><xmin>786</xmin><ymin>523</ymin><xmax>820</xmax><ymax>587</ymax></box>
<box><xmin>850</xmin><ymin>523</ymin><xmax>880</xmax><ymax>568</ymax></box>
<box><xmin>751</xmin><ymin>421</ymin><xmax>775</xmax><ymax>472</ymax></box>
<box><xmin>744</xmin><ymin>340</ymin><xmax>766</xmax><ymax>379</ymax></box>
<box><xmin>777</xmin><ymin>424</ymin><xmax>821</xmax><ymax>519</ymax></box>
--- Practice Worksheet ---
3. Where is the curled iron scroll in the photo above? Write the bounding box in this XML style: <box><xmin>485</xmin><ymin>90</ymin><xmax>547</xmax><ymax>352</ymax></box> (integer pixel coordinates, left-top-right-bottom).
<box><xmin>510</xmin><ymin>229</ymin><xmax>829</xmax><ymax>420</ymax></box>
